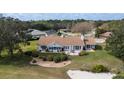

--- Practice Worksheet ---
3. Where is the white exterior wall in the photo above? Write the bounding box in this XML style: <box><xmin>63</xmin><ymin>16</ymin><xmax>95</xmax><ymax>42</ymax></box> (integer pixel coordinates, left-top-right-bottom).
<box><xmin>37</xmin><ymin>46</ymin><xmax>41</xmax><ymax>51</ymax></box>
<box><xmin>38</xmin><ymin>43</ymin><xmax>90</xmax><ymax>53</ymax></box>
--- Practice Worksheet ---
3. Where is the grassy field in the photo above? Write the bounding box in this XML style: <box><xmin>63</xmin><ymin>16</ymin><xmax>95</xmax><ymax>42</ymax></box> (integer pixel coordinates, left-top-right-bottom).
<box><xmin>0</xmin><ymin>40</ymin><xmax>124</xmax><ymax>79</ymax></box>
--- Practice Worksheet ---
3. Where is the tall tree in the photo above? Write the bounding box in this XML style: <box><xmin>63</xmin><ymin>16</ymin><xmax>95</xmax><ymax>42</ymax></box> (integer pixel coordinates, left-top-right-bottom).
<box><xmin>106</xmin><ymin>29</ymin><xmax>124</xmax><ymax>61</ymax></box>
<box><xmin>0</xmin><ymin>17</ymin><xmax>28</xmax><ymax>56</ymax></box>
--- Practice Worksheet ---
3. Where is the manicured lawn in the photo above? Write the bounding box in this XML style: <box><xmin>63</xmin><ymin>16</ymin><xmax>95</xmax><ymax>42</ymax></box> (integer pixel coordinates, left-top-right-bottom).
<box><xmin>21</xmin><ymin>40</ymin><xmax>38</xmax><ymax>52</ymax></box>
<box><xmin>1</xmin><ymin>40</ymin><xmax>38</xmax><ymax>57</ymax></box>
<box><xmin>70</xmin><ymin>50</ymin><xmax>124</xmax><ymax>73</ymax></box>
<box><xmin>0</xmin><ymin>40</ymin><xmax>123</xmax><ymax>78</ymax></box>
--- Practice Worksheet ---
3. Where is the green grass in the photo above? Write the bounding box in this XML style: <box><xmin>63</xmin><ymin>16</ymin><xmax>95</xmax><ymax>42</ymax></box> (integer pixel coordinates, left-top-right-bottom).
<box><xmin>1</xmin><ymin>40</ymin><xmax>38</xmax><ymax>57</ymax></box>
<box><xmin>0</xmin><ymin>40</ymin><xmax>123</xmax><ymax>78</ymax></box>
<box><xmin>70</xmin><ymin>50</ymin><xmax>124</xmax><ymax>73</ymax></box>
<box><xmin>21</xmin><ymin>40</ymin><xmax>38</xmax><ymax>52</ymax></box>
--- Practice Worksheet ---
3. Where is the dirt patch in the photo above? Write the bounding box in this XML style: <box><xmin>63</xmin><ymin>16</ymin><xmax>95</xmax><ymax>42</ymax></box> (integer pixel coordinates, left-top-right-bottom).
<box><xmin>30</xmin><ymin>58</ymin><xmax>71</xmax><ymax>68</ymax></box>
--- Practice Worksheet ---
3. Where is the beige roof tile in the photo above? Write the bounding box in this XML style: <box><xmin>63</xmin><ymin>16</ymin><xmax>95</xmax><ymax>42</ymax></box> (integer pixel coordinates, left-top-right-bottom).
<box><xmin>38</xmin><ymin>36</ymin><xmax>95</xmax><ymax>46</ymax></box>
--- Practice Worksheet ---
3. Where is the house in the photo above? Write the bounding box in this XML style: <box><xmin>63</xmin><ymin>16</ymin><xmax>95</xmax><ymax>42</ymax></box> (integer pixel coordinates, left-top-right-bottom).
<box><xmin>38</xmin><ymin>35</ymin><xmax>96</xmax><ymax>54</ymax></box>
<box><xmin>59</xmin><ymin>29</ymin><xmax>71</xmax><ymax>32</ymax></box>
<box><xmin>26</xmin><ymin>29</ymin><xmax>48</xmax><ymax>39</ymax></box>
<box><xmin>59</xmin><ymin>28</ymin><xmax>96</xmax><ymax>37</ymax></box>
<box><xmin>99</xmin><ymin>32</ymin><xmax>112</xmax><ymax>39</ymax></box>
<box><xmin>96</xmin><ymin>32</ymin><xmax>112</xmax><ymax>44</ymax></box>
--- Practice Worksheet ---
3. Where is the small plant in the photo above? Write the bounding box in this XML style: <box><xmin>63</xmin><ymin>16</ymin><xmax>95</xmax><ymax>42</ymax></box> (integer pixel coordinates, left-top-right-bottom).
<box><xmin>53</xmin><ymin>56</ymin><xmax>61</xmax><ymax>63</ymax></box>
<box><xmin>79</xmin><ymin>51</ymin><xmax>88</xmax><ymax>56</ymax></box>
<box><xmin>42</xmin><ymin>56</ymin><xmax>47</xmax><ymax>61</ymax></box>
<box><xmin>31</xmin><ymin>51</ymin><xmax>39</xmax><ymax>57</ymax></box>
<box><xmin>32</xmin><ymin>59</ymin><xmax>37</xmax><ymax>63</ymax></box>
<box><xmin>91</xmin><ymin>65</ymin><xmax>109</xmax><ymax>73</ymax></box>
<box><xmin>57</xmin><ymin>31</ymin><xmax>62</xmax><ymax>36</ymax></box>
<box><xmin>24</xmin><ymin>51</ymin><xmax>32</xmax><ymax>56</ymax></box>
<box><xmin>27</xmin><ymin>42</ymin><xmax>30</xmax><ymax>45</ymax></box>
<box><xmin>60</xmin><ymin>54</ymin><xmax>68</xmax><ymax>61</ymax></box>
<box><xmin>95</xmin><ymin>45</ymin><xmax>103</xmax><ymax>50</ymax></box>
<box><xmin>113</xmin><ymin>75</ymin><xmax>124</xmax><ymax>79</ymax></box>
<box><xmin>47</xmin><ymin>55</ymin><xmax>53</xmax><ymax>61</ymax></box>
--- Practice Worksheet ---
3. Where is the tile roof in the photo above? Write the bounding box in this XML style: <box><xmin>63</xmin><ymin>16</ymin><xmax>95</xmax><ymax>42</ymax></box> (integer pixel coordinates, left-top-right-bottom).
<box><xmin>100</xmin><ymin>32</ymin><xmax>112</xmax><ymax>37</ymax></box>
<box><xmin>38</xmin><ymin>36</ymin><xmax>95</xmax><ymax>46</ymax></box>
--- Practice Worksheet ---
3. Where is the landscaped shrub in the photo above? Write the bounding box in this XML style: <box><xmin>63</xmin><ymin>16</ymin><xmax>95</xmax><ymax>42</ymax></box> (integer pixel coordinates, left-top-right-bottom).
<box><xmin>42</xmin><ymin>56</ymin><xmax>47</xmax><ymax>61</ymax></box>
<box><xmin>38</xmin><ymin>53</ymin><xmax>68</xmax><ymax>62</ymax></box>
<box><xmin>27</xmin><ymin>42</ymin><xmax>30</xmax><ymax>45</ymax></box>
<box><xmin>60</xmin><ymin>54</ymin><xmax>68</xmax><ymax>61</ymax></box>
<box><xmin>24</xmin><ymin>51</ymin><xmax>32</xmax><ymax>56</ymax></box>
<box><xmin>53</xmin><ymin>56</ymin><xmax>61</xmax><ymax>63</ymax></box>
<box><xmin>38</xmin><ymin>55</ymin><xmax>43</xmax><ymax>59</ymax></box>
<box><xmin>32</xmin><ymin>59</ymin><xmax>37</xmax><ymax>63</ymax></box>
<box><xmin>31</xmin><ymin>51</ymin><xmax>39</xmax><ymax>57</ymax></box>
<box><xmin>91</xmin><ymin>65</ymin><xmax>109</xmax><ymax>73</ymax></box>
<box><xmin>95</xmin><ymin>45</ymin><xmax>103</xmax><ymax>50</ymax></box>
<box><xmin>47</xmin><ymin>55</ymin><xmax>54</xmax><ymax>61</ymax></box>
<box><xmin>79</xmin><ymin>51</ymin><xmax>88</xmax><ymax>56</ymax></box>
<box><xmin>113</xmin><ymin>75</ymin><xmax>124</xmax><ymax>79</ymax></box>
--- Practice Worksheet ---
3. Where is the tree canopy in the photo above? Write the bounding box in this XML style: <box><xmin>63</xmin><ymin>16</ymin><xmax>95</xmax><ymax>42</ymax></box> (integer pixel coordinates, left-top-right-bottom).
<box><xmin>106</xmin><ymin>29</ymin><xmax>124</xmax><ymax>61</ymax></box>
<box><xmin>0</xmin><ymin>17</ymin><xmax>28</xmax><ymax>56</ymax></box>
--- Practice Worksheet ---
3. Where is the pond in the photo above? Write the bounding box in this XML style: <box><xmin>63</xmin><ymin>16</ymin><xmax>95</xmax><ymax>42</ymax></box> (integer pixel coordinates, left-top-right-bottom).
<box><xmin>67</xmin><ymin>70</ymin><xmax>116</xmax><ymax>79</ymax></box>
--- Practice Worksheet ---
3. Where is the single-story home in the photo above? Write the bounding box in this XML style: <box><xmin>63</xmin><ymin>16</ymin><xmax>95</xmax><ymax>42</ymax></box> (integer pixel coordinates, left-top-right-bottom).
<box><xmin>99</xmin><ymin>32</ymin><xmax>112</xmax><ymax>39</ymax></box>
<box><xmin>96</xmin><ymin>32</ymin><xmax>112</xmax><ymax>44</ymax></box>
<box><xmin>38</xmin><ymin>35</ymin><xmax>96</xmax><ymax>53</ymax></box>
<box><xmin>26</xmin><ymin>29</ymin><xmax>48</xmax><ymax>39</ymax></box>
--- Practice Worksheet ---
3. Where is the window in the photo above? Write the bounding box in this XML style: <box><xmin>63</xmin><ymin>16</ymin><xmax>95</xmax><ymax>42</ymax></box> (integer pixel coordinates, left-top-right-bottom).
<box><xmin>74</xmin><ymin>46</ymin><xmax>81</xmax><ymax>50</ymax></box>
<box><xmin>64</xmin><ymin>46</ymin><xmax>69</xmax><ymax>50</ymax></box>
<box><xmin>41</xmin><ymin>46</ymin><xmax>47</xmax><ymax>49</ymax></box>
<box><xmin>87</xmin><ymin>45</ymin><xmax>91</xmax><ymax>48</ymax></box>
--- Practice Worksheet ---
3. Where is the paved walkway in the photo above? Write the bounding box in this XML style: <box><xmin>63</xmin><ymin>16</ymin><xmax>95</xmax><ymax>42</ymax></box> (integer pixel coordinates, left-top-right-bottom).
<box><xmin>67</xmin><ymin>70</ymin><xmax>116</xmax><ymax>79</ymax></box>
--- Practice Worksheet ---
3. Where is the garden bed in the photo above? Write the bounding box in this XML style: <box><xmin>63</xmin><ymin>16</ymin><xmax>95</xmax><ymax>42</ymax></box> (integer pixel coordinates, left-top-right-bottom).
<box><xmin>30</xmin><ymin>58</ymin><xmax>71</xmax><ymax>68</ymax></box>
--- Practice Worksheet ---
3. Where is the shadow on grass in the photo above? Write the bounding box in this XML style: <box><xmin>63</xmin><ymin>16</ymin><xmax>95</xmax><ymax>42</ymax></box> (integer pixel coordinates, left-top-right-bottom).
<box><xmin>0</xmin><ymin>53</ymin><xmax>33</xmax><ymax>67</ymax></box>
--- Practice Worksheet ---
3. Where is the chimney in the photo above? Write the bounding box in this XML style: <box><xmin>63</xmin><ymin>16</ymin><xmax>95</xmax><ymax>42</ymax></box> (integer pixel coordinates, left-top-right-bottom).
<box><xmin>81</xmin><ymin>34</ymin><xmax>84</xmax><ymax>41</ymax></box>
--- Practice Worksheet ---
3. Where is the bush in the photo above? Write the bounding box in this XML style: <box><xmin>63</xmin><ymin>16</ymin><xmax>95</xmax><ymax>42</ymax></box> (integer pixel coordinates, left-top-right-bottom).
<box><xmin>79</xmin><ymin>51</ymin><xmax>88</xmax><ymax>56</ymax></box>
<box><xmin>91</xmin><ymin>65</ymin><xmax>109</xmax><ymax>73</ymax></box>
<box><xmin>60</xmin><ymin>54</ymin><xmax>68</xmax><ymax>61</ymax></box>
<box><xmin>113</xmin><ymin>75</ymin><xmax>124</xmax><ymax>79</ymax></box>
<box><xmin>47</xmin><ymin>55</ymin><xmax>53</xmax><ymax>61</ymax></box>
<box><xmin>42</xmin><ymin>56</ymin><xmax>47</xmax><ymax>61</ymax></box>
<box><xmin>24</xmin><ymin>51</ymin><xmax>32</xmax><ymax>56</ymax></box>
<box><xmin>31</xmin><ymin>51</ymin><xmax>39</xmax><ymax>57</ymax></box>
<box><xmin>38</xmin><ymin>55</ymin><xmax>43</xmax><ymax>59</ymax></box>
<box><xmin>95</xmin><ymin>45</ymin><xmax>103</xmax><ymax>50</ymax></box>
<box><xmin>53</xmin><ymin>56</ymin><xmax>61</xmax><ymax>63</ymax></box>
<box><xmin>27</xmin><ymin>42</ymin><xmax>30</xmax><ymax>45</ymax></box>
<box><xmin>32</xmin><ymin>59</ymin><xmax>37</xmax><ymax>63</ymax></box>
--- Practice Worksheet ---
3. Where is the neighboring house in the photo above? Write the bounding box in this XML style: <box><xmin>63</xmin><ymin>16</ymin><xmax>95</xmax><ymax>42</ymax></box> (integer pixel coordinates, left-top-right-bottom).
<box><xmin>44</xmin><ymin>29</ymin><xmax>56</xmax><ymax>35</ymax></box>
<box><xmin>99</xmin><ymin>32</ymin><xmax>112</xmax><ymax>39</ymax></box>
<box><xmin>59</xmin><ymin>28</ymin><xmax>81</xmax><ymax>37</ymax></box>
<box><xmin>59</xmin><ymin>29</ymin><xmax>71</xmax><ymax>32</ymax></box>
<box><xmin>59</xmin><ymin>28</ymin><xmax>96</xmax><ymax>37</ymax></box>
<box><xmin>26</xmin><ymin>29</ymin><xmax>48</xmax><ymax>39</ymax></box>
<box><xmin>96</xmin><ymin>32</ymin><xmax>112</xmax><ymax>44</ymax></box>
<box><xmin>38</xmin><ymin>35</ymin><xmax>96</xmax><ymax>54</ymax></box>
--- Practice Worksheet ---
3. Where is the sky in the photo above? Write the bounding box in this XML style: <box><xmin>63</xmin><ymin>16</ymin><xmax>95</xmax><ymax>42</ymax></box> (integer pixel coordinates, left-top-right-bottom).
<box><xmin>3</xmin><ymin>13</ymin><xmax>124</xmax><ymax>21</ymax></box>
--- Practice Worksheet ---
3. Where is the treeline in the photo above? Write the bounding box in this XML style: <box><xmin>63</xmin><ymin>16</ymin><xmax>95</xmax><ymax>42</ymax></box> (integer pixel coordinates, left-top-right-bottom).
<box><xmin>27</xmin><ymin>19</ymin><xmax>87</xmax><ymax>31</ymax></box>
